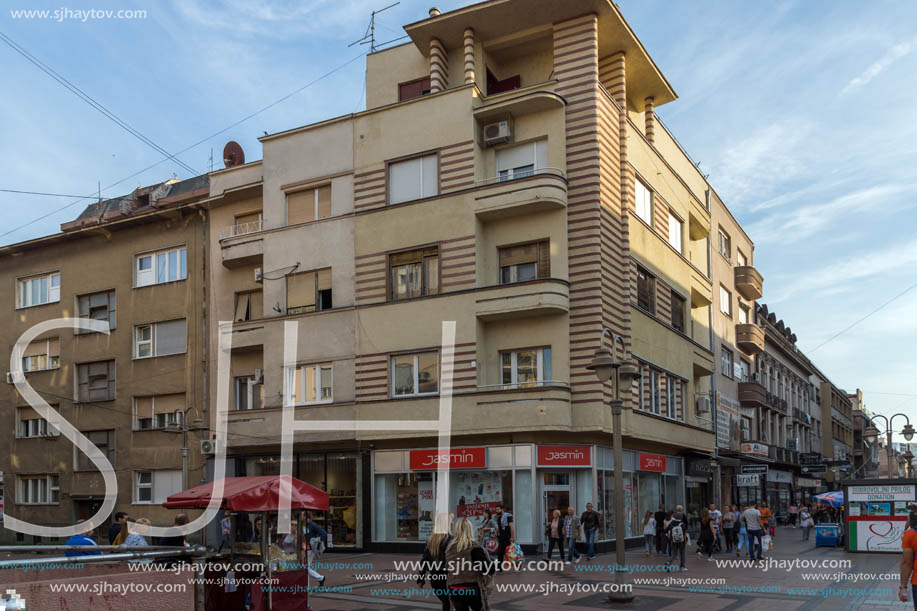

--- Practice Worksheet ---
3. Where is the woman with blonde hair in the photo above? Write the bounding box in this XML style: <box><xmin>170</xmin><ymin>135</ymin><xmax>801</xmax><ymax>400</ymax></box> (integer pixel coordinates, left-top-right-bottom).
<box><xmin>445</xmin><ymin>517</ymin><xmax>495</xmax><ymax>611</ymax></box>
<box><xmin>121</xmin><ymin>518</ymin><xmax>152</xmax><ymax>564</ymax></box>
<box><xmin>545</xmin><ymin>509</ymin><xmax>564</xmax><ymax>560</ymax></box>
<box><xmin>417</xmin><ymin>513</ymin><xmax>454</xmax><ymax>611</ymax></box>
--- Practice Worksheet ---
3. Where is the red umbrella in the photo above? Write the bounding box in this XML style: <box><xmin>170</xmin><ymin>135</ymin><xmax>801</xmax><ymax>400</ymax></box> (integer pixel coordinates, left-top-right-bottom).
<box><xmin>162</xmin><ymin>476</ymin><xmax>329</xmax><ymax>512</ymax></box>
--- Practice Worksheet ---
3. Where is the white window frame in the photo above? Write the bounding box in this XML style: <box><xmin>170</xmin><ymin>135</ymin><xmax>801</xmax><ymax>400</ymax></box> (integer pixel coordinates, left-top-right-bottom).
<box><xmin>133</xmin><ymin>320</ymin><xmax>186</xmax><ymax>359</ymax></box>
<box><xmin>283</xmin><ymin>364</ymin><xmax>333</xmax><ymax>406</ymax></box>
<box><xmin>388</xmin><ymin>153</ymin><xmax>438</xmax><ymax>205</ymax></box>
<box><xmin>17</xmin><ymin>272</ymin><xmax>60</xmax><ymax>309</ymax></box>
<box><xmin>134</xmin><ymin>247</ymin><xmax>187</xmax><ymax>287</ymax></box>
<box><xmin>133</xmin><ymin>470</ymin><xmax>181</xmax><ymax>505</ymax></box>
<box><xmin>17</xmin><ymin>413</ymin><xmax>60</xmax><ymax>438</ymax></box>
<box><xmin>667</xmin><ymin>211</ymin><xmax>683</xmax><ymax>253</ymax></box>
<box><xmin>391</xmin><ymin>353</ymin><xmax>438</xmax><ymax>397</ymax></box>
<box><xmin>133</xmin><ymin>396</ymin><xmax>186</xmax><ymax>430</ymax></box>
<box><xmin>666</xmin><ymin>377</ymin><xmax>677</xmax><ymax>419</ymax></box>
<box><xmin>496</xmin><ymin>139</ymin><xmax>547</xmax><ymax>181</ymax></box>
<box><xmin>719</xmin><ymin>285</ymin><xmax>732</xmax><ymax>317</ymax></box>
<box><xmin>649</xmin><ymin>370</ymin><xmax>661</xmax><ymax>414</ymax></box>
<box><xmin>718</xmin><ymin>229</ymin><xmax>731</xmax><ymax>260</ymax></box>
<box><xmin>17</xmin><ymin>474</ymin><xmax>59</xmax><ymax>505</ymax></box>
<box><xmin>722</xmin><ymin>347</ymin><xmax>734</xmax><ymax>379</ymax></box>
<box><xmin>635</xmin><ymin>178</ymin><xmax>653</xmax><ymax>225</ymax></box>
<box><xmin>21</xmin><ymin>338</ymin><xmax>61</xmax><ymax>372</ymax></box>
<box><xmin>738</xmin><ymin>303</ymin><xmax>749</xmax><ymax>324</ymax></box>
<box><xmin>500</xmin><ymin>347</ymin><xmax>551</xmax><ymax>388</ymax></box>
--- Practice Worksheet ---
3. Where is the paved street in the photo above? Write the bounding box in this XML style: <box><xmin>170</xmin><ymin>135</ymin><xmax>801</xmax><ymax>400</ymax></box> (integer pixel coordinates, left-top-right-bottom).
<box><xmin>310</xmin><ymin>527</ymin><xmax>908</xmax><ymax>611</ymax></box>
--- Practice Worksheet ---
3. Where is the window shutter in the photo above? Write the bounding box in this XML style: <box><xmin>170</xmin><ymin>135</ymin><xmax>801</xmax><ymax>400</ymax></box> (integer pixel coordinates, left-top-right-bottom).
<box><xmin>250</xmin><ymin>291</ymin><xmax>263</xmax><ymax>319</ymax></box>
<box><xmin>316</xmin><ymin>185</ymin><xmax>332</xmax><ymax>219</ymax></box>
<box><xmin>234</xmin><ymin>293</ymin><xmax>250</xmax><ymax>321</ymax></box>
<box><xmin>155</xmin><ymin>320</ymin><xmax>187</xmax><ymax>356</ymax></box>
<box><xmin>496</xmin><ymin>142</ymin><xmax>536</xmax><ymax>173</ymax></box>
<box><xmin>421</xmin><ymin>154</ymin><xmax>438</xmax><ymax>198</ymax></box>
<box><xmin>23</xmin><ymin>340</ymin><xmax>47</xmax><ymax>358</ymax></box>
<box><xmin>389</xmin><ymin>157</ymin><xmax>422</xmax><ymax>205</ymax></box>
<box><xmin>136</xmin><ymin>397</ymin><xmax>153</xmax><ymax>420</ymax></box>
<box><xmin>287</xmin><ymin>272</ymin><xmax>315</xmax><ymax>309</ymax></box>
<box><xmin>48</xmin><ymin>338</ymin><xmax>60</xmax><ymax>358</ymax></box>
<box><xmin>18</xmin><ymin>406</ymin><xmax>40</xmax><ymax>421</ymax></box>
<box><xmin>317</xmin><ymin>269</ymin><xmax>332</xmax><ymax>292</ymax></box>
<box><xmin>155</xmin><ymin>393</ymin><xmax>185</xmax><ymax>415</ymax></box>
<box><xmin>537</xmin><ymin>240</ymin><xmax>551</xmax><ymax>277</ymax></box>
<box><xmin>499</xmin><ymin>243</ymin><xmax>538</xmax><ymax>267</ymax></box>
<box><xmin>235</xmin><ymin>212</ymin><xmax>260</xmax><ymax>226</ymax></box>
<box><xmin>390</xmin><ymin>250</ymin><xmax>422</xmax><ymax>266</ymax></box>
<box><xmin>286</xmin><ymin>190</ymin><xmax>315</xmax><ymax>225</ymax></box>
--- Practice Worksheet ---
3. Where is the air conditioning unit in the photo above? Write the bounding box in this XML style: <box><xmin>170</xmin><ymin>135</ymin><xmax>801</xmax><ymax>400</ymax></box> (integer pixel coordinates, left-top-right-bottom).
<box><xmin>482</xmin><ymin>121</ymin><xmax>511</xmax><ymax>146</ymax></box>
<box><xmin>254</xmin><ymin>267</ymin><xmax>263</xmax><ymax>283</ymax></box>
<box><xmin>6</xmin><ymin>371</ymin><xmax>24</xmax><ymax>385</ymax></box>
<box><xmin>201</xmin><ymin>439</ymin><xmax>223</xmax><ymax>456</ymax></box>
<box><xmin>253</xmin><ymin>369</ymin><xmax>264</xmax><ymax>384</ymax></box>
<box><xmin>696</xmin><ymin>396</ymin><xmax>711</xmax><ymax>414</ymax></box>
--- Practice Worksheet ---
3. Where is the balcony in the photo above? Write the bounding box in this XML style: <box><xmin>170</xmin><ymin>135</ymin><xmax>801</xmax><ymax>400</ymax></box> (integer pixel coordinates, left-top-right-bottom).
<box><xmin>475</xmin><ymin>279</ymin><xmax>569</xmax><ymax>321</ymax></box>
<box><xmin>220</xmin><ymin>220</ymin><xmax>264</xmax><ymax>268</ymax></box>
<box><xmin>473</xmin><ymin>169</ymin><xmax>567</xmax><ymax>220</ymax></box>
<box><xmin>224</xmin><ymin>321</ymin><xmax>264</xmax><ymax>351</ymax></box>
<box><xmin>736</xmin><ymin>323</ymin><xmax>764</xmax><ymax>355</ymax></box>
<box><xmin>735</xmin><ymin>265</ymin><xmax>763</xmax><ymax>300</ymax></box>
<box><xmin>738</xmin><ymin>380</ymin><xmax>767</xmax><ymax>408</ymax></box>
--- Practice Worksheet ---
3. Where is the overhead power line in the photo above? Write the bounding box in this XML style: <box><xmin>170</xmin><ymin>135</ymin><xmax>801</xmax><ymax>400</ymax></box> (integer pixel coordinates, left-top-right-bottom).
<box><xmin>0</xmin><ymin>188</ymin><xmax>96</xmax><ymax>198</ymax></box>
<box><xmin>0</xmin><ymin>29</ymin><xmax>198</xmax><ymax>177</ymax></box>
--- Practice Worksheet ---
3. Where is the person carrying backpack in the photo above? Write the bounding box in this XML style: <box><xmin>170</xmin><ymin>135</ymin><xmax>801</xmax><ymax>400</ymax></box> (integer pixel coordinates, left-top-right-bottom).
<box><xmin>665</xmin><ymin>509</ymin><xmax>688</xmax><ymax>571</ymax></box>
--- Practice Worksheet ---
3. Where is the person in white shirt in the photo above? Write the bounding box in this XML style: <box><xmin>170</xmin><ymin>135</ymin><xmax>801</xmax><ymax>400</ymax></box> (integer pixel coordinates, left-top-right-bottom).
<box><xmin>709</xmin><ymin>504</ymin><xmax>723</xmax><ymax>551</ymax></box>
<box><xmin>742</xmin><ymin>503</ymin><xmax>764</xmax><ymax>560</ymax></box>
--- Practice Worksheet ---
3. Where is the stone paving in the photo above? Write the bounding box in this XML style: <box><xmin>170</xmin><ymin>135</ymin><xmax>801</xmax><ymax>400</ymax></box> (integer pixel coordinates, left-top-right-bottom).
<box><xmin>309</xmin><ymin>527</ymin><xmax>911</xmax><ymax>610</ymax></box>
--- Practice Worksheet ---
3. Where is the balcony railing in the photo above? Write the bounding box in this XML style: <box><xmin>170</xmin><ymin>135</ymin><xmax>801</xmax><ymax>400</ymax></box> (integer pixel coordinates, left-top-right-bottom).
<box><xmin>766</xmin><ymin>391</ymin><xmax>788</xmax><ymax>414</ymax></box>
<box><xmin>220</xmin><ymin>219</ymin><xmax>263</xmax><ymax>239</ymax></box>
<box><xmin>474</xmin><ymin>167</ymin><xmax>565</xmax><ymax>187</ymax></box>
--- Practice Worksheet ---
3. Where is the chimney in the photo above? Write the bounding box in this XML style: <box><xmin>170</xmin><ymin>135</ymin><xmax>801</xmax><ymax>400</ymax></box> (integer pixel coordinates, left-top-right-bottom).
<box><xmin>429</xmin><ymin>7</ymin><xmax>441</xmax><ymax>17</ymax></box>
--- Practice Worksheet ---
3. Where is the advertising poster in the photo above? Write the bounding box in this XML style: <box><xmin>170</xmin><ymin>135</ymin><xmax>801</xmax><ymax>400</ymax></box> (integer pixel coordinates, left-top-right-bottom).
<box><xmin>418</xmin><ymin>479</ymin><xmax>435</xmax><ymax>541</ymax></box>
<box><xmin>452</xmin><ymin>471</ymin><xmax>503</xmax><ymax>518</ymax></box>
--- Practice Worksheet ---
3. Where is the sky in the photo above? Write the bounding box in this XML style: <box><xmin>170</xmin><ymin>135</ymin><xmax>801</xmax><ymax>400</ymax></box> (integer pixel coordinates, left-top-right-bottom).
<box><xmin>2</xmin><ymin>0</ymin><xmax>916</xmax><ymax>438</ymax></box>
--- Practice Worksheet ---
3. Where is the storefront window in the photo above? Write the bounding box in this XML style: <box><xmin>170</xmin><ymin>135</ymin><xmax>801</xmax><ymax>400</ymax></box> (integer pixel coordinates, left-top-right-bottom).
<box><xmin>515</xmin><ymin>470</ymin><xmax>533</xmax><ymax>544</ymax></box>
<box><xmin>451</xmin><ymin>470</ymin><xmax>513</xmax><ymax>535</ymax></box>
<box><xmin>637</xmin><ymin>473</ymin><xmax>662</xmax><ymax>527</ymax></box>
<box><xmin>326</xmin><ymin>455</ymin><xmax>359</xmax><ymax>546</ymax></box>
<box><xmin>375</xmin><ymin>472</ymin><xmax>430</xmax><ymax>541</ymax></box>
<box><xmin>602</xmin><ymin>471</ymin><xmax>635</xmax><ymax>540</ymax></box>
<box><xmin>664</xmin><ymin>475</ymin><xmax>683</xmax><ymax>510</ymax></box>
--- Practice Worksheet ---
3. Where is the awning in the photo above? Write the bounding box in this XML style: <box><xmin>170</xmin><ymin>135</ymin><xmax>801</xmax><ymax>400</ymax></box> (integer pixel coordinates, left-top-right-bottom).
<box><xmin>162</xmin><ymin>476</ymin><xmax>329</xmax><ymax>512</ymax></box>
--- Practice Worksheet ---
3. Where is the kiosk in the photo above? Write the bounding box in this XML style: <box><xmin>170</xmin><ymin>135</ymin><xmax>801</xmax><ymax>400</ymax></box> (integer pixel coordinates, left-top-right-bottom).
<box><xmin>842</xmin><ymin>480</ymin><xmax>917</xmax><ymax>553</ymax></box>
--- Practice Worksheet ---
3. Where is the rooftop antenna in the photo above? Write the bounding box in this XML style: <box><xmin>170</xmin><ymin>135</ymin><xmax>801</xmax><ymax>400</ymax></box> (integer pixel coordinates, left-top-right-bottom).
<box><xmin>349</xmin><ymin>2</ymin><xmax>400</xmax><ymax>53</ymax></box>
<box><xmin>209</xmin><ymin>148</ymin><xmax>214</xmax><ymax>173</ymax></box>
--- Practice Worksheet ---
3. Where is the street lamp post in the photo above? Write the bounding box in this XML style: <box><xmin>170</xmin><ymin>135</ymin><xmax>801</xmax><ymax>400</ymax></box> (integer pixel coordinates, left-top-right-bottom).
<box><xmin>863</xmin><ymin>414</ymin><xmax>915</xmax><ymax>480</ymax></box>
<box><xmin>587</xmin><ymin>328</ymin><xmax>640</xmax><ymax>603</ymax></box>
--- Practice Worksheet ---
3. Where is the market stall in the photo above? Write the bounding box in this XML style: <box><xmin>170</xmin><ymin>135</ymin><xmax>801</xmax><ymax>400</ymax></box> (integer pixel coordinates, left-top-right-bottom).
<box><xmin>163</xmin><ymin>475</ymin><xmax>329</xmax><ymax>610</ymax></box>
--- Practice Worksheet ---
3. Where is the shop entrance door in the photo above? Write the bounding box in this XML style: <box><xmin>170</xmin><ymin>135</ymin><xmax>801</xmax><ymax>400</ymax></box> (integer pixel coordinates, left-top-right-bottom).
<box><xmin>541</xmin><ymin>472</ymin><xmax>572</xmax><ymax>549</ymax></box>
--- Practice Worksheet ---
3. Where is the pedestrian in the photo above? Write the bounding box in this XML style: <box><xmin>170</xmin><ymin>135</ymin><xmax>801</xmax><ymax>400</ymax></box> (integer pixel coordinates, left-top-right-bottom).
<box><xmin>65</xmin><ymin>520</ymin><xmax>103</xmax><ymax>558</ymax></box>
<box><xmin>708</xmin><ymin>503</ymin><xmax>723</xmax><ymax>552</ymax></box>
<box><xmin>788</xmin><ymin>503</ymin><xmax>798</xmax><ymax>528</ymax></box>
<box><xmin>158</xmin><ymin>513</ymin><xmax>191</xmax><ymax>567</ymax></box>
<box><xmin>743</xmin><ymin>502</ymin><xmax>765</xmax><ymax>561</ymax></box>
<box><xmin>494</xmin><ymin>504</ymin><xmax>514</xmax><ymax>572</ymax></box>
<box><xmin>665</xmin><ymin>509</ymin><xmax>688</xmax><ymax>571</ymax></box>
<box><xmin>760</xmin><ymin>502</ymin><xmax>774</xmax><ymax>538</ymax></box>
<box><xmin>564</xmin><ymin>506</ymin><xmax>582</xmax><ymax>564</ymax></box>
<box><xmin>445</xmin><ymin>517</ymin><xmax>496</xmax><ymax>611</ymax></box>
<box><xmin>737</xmin><ymin>505</ymin><xmax>749</xmax><ymax>558</ymax></box>
<box><xmin>722</xmin><ymin>506</ymin><xmax>735</xmax><ymax>553</ymax></box>
<box><xmin>642</xmin><ymin>510</ymin><xmax>656</xmax><ymax>556</ymax></box>
<box><xmin>122</xmin><ymin>518</ymin><xmax>153</xmax><ymax>564</ymax></box>
<box><xmin>479</xmin><ymin>509</ymin><xmax>497</xmax><ymax>543</ymax></box>
<box><xmin>697</xmin><ymin>508</ymin><xmax>715</xmax><ymax>561</ymax></box>
<box><xmin>418</xmin><ymin>513</ymin><xmax>454</xmax><ymax>611</ymax></box>
<box><xmin>581</xmin><ymin>503</ymin><xmax>600</xmax><ymax>560</ymax></box>
<box><xmin>306</xmin><ymin>514</ymin><xmax>328</xmax><ymax>587</ymax></box>
<box><xmin>800</xmin><ymin>506</ymin><xmax>814</xmax><ymax>541</ymax></box>
<box><xmin>654</xmin><ymin>504</ymin><xmax>666</xmax><ymax>556</ymax></box>
<box><xmin>545</xmin><ymin>509</ymin><xmax>564</xmax><ymax>560</ymax></box>
<box><xmin>248</xmin><ymin>516</ymin><xmax>263</xmax><ymax>543</ymax></box>
<box><xmin>219</xmin><ymin>510</ymin><xmax>232</xmax><ymax>552</ymax></box>
<box><xmin>108</xmin><ymin>511</ymin><xmax>128</xmax><ymax>545</ymax></box>
<box><xmin>663</xmin><ymin>510</ymin><xmax>674</xmax><ymax>557</ymax></box>
<box><xmin>112</xmin><ymin>514</ymin><xmax>131</xmax><ymax>546</ymax></box>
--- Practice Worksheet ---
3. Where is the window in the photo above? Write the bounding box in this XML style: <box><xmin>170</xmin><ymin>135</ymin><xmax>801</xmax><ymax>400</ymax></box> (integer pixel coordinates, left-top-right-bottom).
<box><xmin>134</xmin><ymin>470</ymin><xmax>182</xmax><ymax>504</ymax></box>
<box><xmin>718</xmin><ymin>229</ymin><xmax>731</xmax><ymax>260</ymax></box>
<box><xmin>389</xmin><ymin>154</ymin><xmax>438</xmax><ymax>205</ymax></box>
<box><xmin>134</xmin><ymin>394</ymin><xmax>185</xmax><ymax>430</ymax></box>
<box><xmin>649</xmin><ymin>370</ymin><xmax>661</xmax><ymax>414</ymax></box>
<box><xmin>234</xmin><ymin>290</ymin><xmax>263</xmax><ymax>322</ymax></box>
<box><xmin>500</xmin><ymin>347</ymin><xmax>552</xmax><ymax>388</ymax></box>
<box><xmin>231</xmin><ymin>373</ymin><xmax>265</xmax><ymax>410</ymax></box>
<box><xmin>76</xmin><ymin>360</ymin><xmax>115</xmax><ymax>402</ymax></box>
<box><xmin>286</xmin><ymin>185</ymin><xmax>331</xmax><ymax>225</ymax></box>
<box><xmin>739</xmin><ymin>359</ymin><xmax>751</xmax><ymax>383</ymax></box>
<box><xmin>134</xmin><ymin>319</ymin><xmax>186</xmax><ymax>358</ymax></box>
<box><xmin>233</xmin><ymin>211</ymin><xmax>262</xmax><ymax>235</ymax></box>
<box><xmin>17</xmin><ymin>475</ymin><xmax>59</xmax><ymax>505</ymax></box>
<box><xmin>496</xmin><ymin>140</ymin><xmax>547</xmax><ymax>181</ymax></box>
<box><xmin>389</xmin><ymin>248</ymin><xmax>439</xmax><ymax>300</ymax></box>
<box><xmin>21</xmin><ymin>338</ymin><xmax>60</xmax><ymax>372</ymax></box>
<box><xmin>738</xmin><ymin>303</ymin><xmax>750</xmax><ymax>324</ymax></box>
<box><xmin>667</xmin><ymin>212</ymin><xmax>683</xmax><ymax>252</ymax></box>
<box><xmin>721</xmin><ymin>347</ymin><xmax>734</xmax><ymax>379</ymax></box>
<box><xmin>399</xmin><ymin>76</ymin><xmax>431</xmax><ymax>101</ymax></box>
<box><xmin>392</xmin><ymin>352</ymin><xmax>438</xmax><ymax>397</ymax></box>
<box><xmin>634</xmin><ymin>178</ymin><xmax>652</xmax><ymax>225</ymax></box>
<box><xmin>736</xmin><ymin>249</ymin><xmax>747</xmax><ymax>267</ymax></box>
<box><xmin>285</xmin><ymin>364</ymin><xmax>333</xmax><ymax>406</ymax></box>
<box><xmin>666</xmin><ymin>377</ymin><xmax>678</xmax><ymax>419</ymax></box>
<box><xmin>719</xmin><ymin>285</ymin><xmax>732</xmax><ymax>317</ymax></box>
<box><xmin>498</xmin><ymin>241</ymin><xmax>549</xmax><ymax>284</ymax></box>
<box><xmin>17</xmin><ymin>272</ymin><xmax>60</xmax><ymax>308</ymax></box>
<box><xmin>77</xmin><ymin>290</ymin><xmax>116</xmax><ymax>332</ymax></box>
<box><xmin>75</xmin><ymin>430</ymin><xmax>115</xmax><ymax>471</ymax></box>
<box><xmin>286</xmin><ymin>269</ymin><xmax>332</xmax><ymax>314</ymax></box>
<box><xmin>135</xmin><ymin>247</ymin><xmax>187</xmax><ymax>287</ymax></box>
<box><xmin>670</xmin><ymin>291</ymin><xmax>686</xmax><ymax>332</ymax></box>
<box><xmin>636</xmin><ymin>266</ymin><xmax>656</xmax><ymax>314</ymax></box>
<box><xmin>17</xmin><ymin>406</ymin><xmax>60</xmax><ymax>438</ymax></box>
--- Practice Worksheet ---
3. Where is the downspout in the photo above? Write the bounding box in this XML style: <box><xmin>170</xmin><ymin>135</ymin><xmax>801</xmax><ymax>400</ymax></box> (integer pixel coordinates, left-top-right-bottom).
<box><xmin>706</xmin><ymin>188</ymin><xmax>721</xmax><ymax>507</ymax></box>
<box><xmin>199</xmin><ymin>207</ymin><xmax>208</xmax><ymax>483</ymax></box>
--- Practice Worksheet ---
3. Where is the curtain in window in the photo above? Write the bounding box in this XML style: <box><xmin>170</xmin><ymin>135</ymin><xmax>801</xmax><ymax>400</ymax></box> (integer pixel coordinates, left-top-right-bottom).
<box><xmin>155</xmin><ymin>320</ymin><xmax>187</xmax><ymax>356</ymax></box>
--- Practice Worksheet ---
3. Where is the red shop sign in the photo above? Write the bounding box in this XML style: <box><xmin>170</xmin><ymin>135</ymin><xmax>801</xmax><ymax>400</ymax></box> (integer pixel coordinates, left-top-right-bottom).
<box><xmin>639</xmin><ymin>453</ymin><xmax>667</xmax><ymax>472</ymax></box>
<box><xmin>537</xmin><ymin>445</ymin><xmax>591</xmax><ymax>466</ymax></box>
<box><xmin>410</xmin><ymin>447</ymin><xmax>486</xmax><ymax>470</ymax></box>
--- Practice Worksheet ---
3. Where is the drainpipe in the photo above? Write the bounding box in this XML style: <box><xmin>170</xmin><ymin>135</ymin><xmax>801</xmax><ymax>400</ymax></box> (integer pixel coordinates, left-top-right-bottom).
<box><xmin>706</xmin><ymin>188</ymin><xmax>721</xmax><ymax>508</ymax></box>
<box><xmin>200</xmin><ymin>208</ymin><xmax>208</xmax><ymax>484</ymax></box>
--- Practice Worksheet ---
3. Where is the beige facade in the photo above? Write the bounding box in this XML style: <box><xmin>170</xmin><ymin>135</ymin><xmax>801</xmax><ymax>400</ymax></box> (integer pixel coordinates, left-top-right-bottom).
<box><xmin>0</xmin><ymin>177</ymin><xmax>208</xmax><ymax>542</ymax></box>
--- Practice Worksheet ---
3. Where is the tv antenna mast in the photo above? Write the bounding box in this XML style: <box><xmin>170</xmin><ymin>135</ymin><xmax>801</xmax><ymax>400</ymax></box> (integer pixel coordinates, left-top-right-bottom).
<box><xmin>349</xmin><ymin>2</ymin><xmax>404</xmax><ymax>53</ymax></box>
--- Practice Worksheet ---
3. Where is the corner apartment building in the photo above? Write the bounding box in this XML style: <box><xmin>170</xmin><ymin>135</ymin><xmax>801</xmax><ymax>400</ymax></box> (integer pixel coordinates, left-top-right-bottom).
<box><xmin>201</xmin><ymin>0</ymin><xmax>778</xmax><ymax>550</ymax></box>
<box><xmin>0</xmin><ymin>177</ymin><xmax>209</xmax><ymax>543</ymax></box>
<box><xmin>850</xmin><ymin>389</ymin><xmax>879</xmax><ymax>478</ymax></box>
<box><xmin>817</xmin><ymin>373</ymin><xmax>854</xmax><ymax>485</ymax></box>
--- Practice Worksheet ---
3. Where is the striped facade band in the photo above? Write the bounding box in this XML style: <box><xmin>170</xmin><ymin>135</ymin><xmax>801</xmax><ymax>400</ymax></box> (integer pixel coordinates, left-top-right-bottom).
<box><xmin>429</xmin><ymin>38</ymin><xmax>448</xmax><ymax>93</ymax></box>
<box><xmin>644</xmin><ymin>96</ymin><xmax>655</xmax><ymax>144</ymax></box>
<box><xmin>463</xmin><ymin>28</ymin><xmax>475</xmax><ymax>84</ymax></box>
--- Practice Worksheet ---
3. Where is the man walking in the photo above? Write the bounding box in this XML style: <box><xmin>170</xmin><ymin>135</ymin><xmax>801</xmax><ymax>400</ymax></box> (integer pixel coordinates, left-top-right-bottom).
<box><xmin>564</xmin><ymin>506</ymin><xmax>582</xmax><ymax>564</ymax></box>
<box><xmin>760</xmin><ymin>502</ymin><xmax>774</xmax><ymax>539</ymax></box>
<box><xmin>665</xmin><ymin>507</ymin><xmax>687</xmax><ymax>572</ymax></box>
<box><xmin>494</xmin><ymin>504</ymin><xmax>515</xmax><ymax>571</ymax></box>
<box><xmin>743</xmin><ymin>502</ymin><xmax>765</xmax><ymax>561</ymax></box>
<box><xmin>654</xmin><ymin>504</ymin><xmax>667</xmax><ymax>556</ymax></box>
<box><xmin>581</xmin><ymin>503</ymin><xmax>600</xmax><ymax>560</ymax></box>
<box><xmin>709</xmin><ymin>503</ymin><xmax>723</xmax><ymax>552</ymax></box>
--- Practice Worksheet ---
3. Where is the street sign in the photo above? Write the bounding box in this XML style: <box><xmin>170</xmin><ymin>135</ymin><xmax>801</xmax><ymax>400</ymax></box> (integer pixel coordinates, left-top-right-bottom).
<box><xmin>801</xmin><ymin>465</ymin><xmax>827</xmax><ymax>473</ymax></box>
<box><xmin>741</xmin><ymin>464</ymin><xmax>768</xmax><ymax>474</ymax></box>
<box><xmin>800</xmin><ymin>452</ymin><xmax>822</xmax><ymax>465</ymax></box>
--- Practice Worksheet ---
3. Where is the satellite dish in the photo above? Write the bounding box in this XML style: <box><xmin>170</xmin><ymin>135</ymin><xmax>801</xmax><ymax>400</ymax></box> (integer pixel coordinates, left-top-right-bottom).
<box><xmin>223</xmin><ymin>141</ymin><xmax>245</xmax><ymax>168</ymax></box>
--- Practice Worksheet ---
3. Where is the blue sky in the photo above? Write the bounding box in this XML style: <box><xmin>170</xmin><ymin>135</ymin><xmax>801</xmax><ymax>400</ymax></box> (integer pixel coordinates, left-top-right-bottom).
<box><xmin>2</xmin><ymin>0</ymin><xmax>916</xmax><ymax>437</ymax></box>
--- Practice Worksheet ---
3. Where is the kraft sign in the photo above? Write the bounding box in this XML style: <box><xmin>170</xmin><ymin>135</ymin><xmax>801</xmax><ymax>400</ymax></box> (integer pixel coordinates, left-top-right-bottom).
<box><xmin>537</xmin><ymin>445</ymin><xmax>591</xmax><ymax>466</ymax></box>
<box><xmin>410</xmin><ymin>448</ymin><xmax>486</xmax><ymax>470</ymax></box>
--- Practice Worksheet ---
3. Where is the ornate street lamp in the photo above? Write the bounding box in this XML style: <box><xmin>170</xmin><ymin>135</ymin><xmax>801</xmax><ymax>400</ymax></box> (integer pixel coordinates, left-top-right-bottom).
<box><xmin>867</xmin><ymin>414</ymin><xmax>914</xmax><ymax>479</ymax></box>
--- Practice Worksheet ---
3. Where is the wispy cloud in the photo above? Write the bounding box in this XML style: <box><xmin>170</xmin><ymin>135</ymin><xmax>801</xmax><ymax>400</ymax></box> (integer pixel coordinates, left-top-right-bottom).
<box><xmin>172</xmin><ymin>0</ymin><xmax>374</xmax><ymax>38</ymax></box>
<box><xmin>840</xmin><ymin>38</ymin><xmax>917</xmax><ymax>95</ymax></box>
